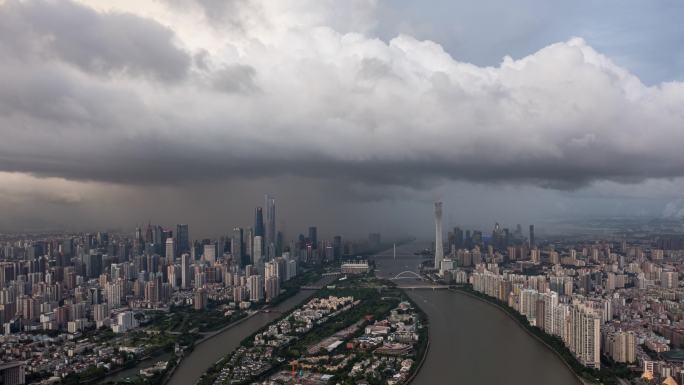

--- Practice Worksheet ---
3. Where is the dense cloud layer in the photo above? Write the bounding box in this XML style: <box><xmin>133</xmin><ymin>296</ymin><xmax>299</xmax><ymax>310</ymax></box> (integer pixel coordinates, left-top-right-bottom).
<box><xmin>0</xmin><ymin>0</ymin><xmax>683</xmax><ymax>192</ymax></box>
<box><xmin>0</xmin><ymin>0</ymin><xmax>683</xmax><ymax>237</ymax></box>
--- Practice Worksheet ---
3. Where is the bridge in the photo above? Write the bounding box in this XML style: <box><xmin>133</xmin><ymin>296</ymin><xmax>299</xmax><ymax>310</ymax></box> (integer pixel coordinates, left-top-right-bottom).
<box><xmin>389</xmin><ymin>271</ymin><xmax>424</xmax><ymax>280</ymax></box>
<box><xmin>301</xmin><ymin>285</ymin><xmax>324</xmax><ymax>290</ymax></box>
<box><xmin>398</xmin><ymin>285</ymin><xmax>450</xmax><ymax>290</ymax></box>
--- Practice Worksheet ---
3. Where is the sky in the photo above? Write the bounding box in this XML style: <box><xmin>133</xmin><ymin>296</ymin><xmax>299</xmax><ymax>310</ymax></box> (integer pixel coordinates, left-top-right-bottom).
<box><xmin>0</xmin><ymin>0</ymin><xmax>683</xmax><ymax>238</ymax></box>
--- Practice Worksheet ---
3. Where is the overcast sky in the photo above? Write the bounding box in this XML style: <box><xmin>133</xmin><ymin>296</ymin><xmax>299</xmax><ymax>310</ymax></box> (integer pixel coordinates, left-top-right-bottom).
<box><xmin>0</xmin><ymin>0</ymin><xmax>683</xmax><ymax>238</ymax></box>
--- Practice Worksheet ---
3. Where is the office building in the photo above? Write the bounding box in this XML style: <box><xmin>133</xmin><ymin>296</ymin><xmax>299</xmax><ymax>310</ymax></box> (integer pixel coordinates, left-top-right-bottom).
<box><xmin>181</xmin><ymin>253</ymin><xmax>189</xmax><ymax>289</ymax></box>
<box><xmin>165</xmin><ymin>237</ymin><xmax>175</xmax><ymax>262</ymax></box>
<box><xmin>253</xmin><ymin>236</ymin><xmax>263</xmax><ymax>267</ymax></box>
<box><xmin>308</xmin><ymin>227</ymin><xmax>318</xmax><ymax>249</ymax></box>
<box><xmin>176</xmin><ymin>224</ymin><xmax>190</xmax><ymax>255</ymax></box>
<box><xmin>0</xmin><ymin>361</ymin><xmax>25</xmax><ymax>385</ymax></box>
<box><xmin>249</xmin><ymin>275</ymin><xmax>264</xmax><ymax>302</ymax></box>
<box><xmin>232</xmin><ymin>227</ymin><xmax>245</xmax><ymax>266</ymax></box>
<box><xmin>265</xmin><ymin>194</ymin><xmax>276</xmax><ymax>260</ymax></box>
<box><xmin>529</xmin><ymin>225</ymin><xmax>535</xmax><ymax>248</ymax></box>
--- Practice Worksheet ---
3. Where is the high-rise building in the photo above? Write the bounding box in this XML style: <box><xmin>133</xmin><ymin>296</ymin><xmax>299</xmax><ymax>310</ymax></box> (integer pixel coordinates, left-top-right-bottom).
<box><xmin>165</xmin><ymin>238</ymin><xmax>175</xmax><ymax>262</ymax></box>
<box><xmin>608</xmin><ymin>331</ymin><xmax>636</xmax><ymax>363</ymax></box>
<box><xmin>232</xmin><ymin>227</ymin><xmax>245</xmax><ymax>267</ymax></box>
<box><xmin>254</xmin><ymin>207</ymin><xmax>264</xmax><ymax>261</ymax></box>
<box><xmin>176</xmin><ymin>224</ymin><xmax>190</xmax><ymax>255</ymax></box>
<box><xmin>194</xmin><ymin>289</ymin><xmax>207</xmax><ymax>310</ymax></box>
<box><xmin>434</xmin><ymin>202</ymin><xmax>444</xmax><ymax>269</ymax></box>
<box><xmin>203</xmin><ymin>244</ymin><xmax>217</xmax><ymax>264</ymax></box>
<box><xmin>570</xmin><ymin>303</ymin><xmax>601</xmax><ymax>369</ymax></box>
<box><xmin>529</xmin><ymin>224</ymin><xmax>535</xmax><ymax>248</ymax></box>
<box><xmin>181</xmin><ymin>253</ymin><xmax>189</xmax><ymax>290</ymax></box>
<box><xmin>265</xmin><ymin>195</ymin><xmax>276</xmax><ymax>260</ymax></box>
<box><xmin>333</xmin><ymin>236</ymin><xmax>342</xmax><ymax>261</ymax></box>
<box><xmin>244</xmin><ymin>227</ymin><xmax>253</xmax><ymax>261</ymax></box>
<box><xmin>308</xmin><ymin>227</ymin><xmax>318</xmax><ymax>249</ymax></box>
<box><xmin>453</xmin><ymin>227</ymin><xmax>464</xmax><ymax>250</ymax></box>
<box><xmin>254</xmin><ymin>207</ymin><xmax>265</xmax><ymax>237</ymax></box>
<box><xmin>265</xmin><ymin>276</ymin><xmax>279</xmax><ymax>302</ymax></box>
<box><xmin>276</xmin><ymin>231</ymin><xmax>284</xmax><ymax>256</ymax></box>
<box><xmin>249</xmin><ymin>274</ymin><xmax>264</xmax><ymax>302</ymax></box>
<box><xmin>0</xmin><ymin>361</ymin><xmax>26</xmax><ymax>385</ymax></box>
<box><xmin>662</xmin><ymin>271</ymin><xmax>679</xmax><ymax>289</ymax></box>
<box><xmin>253</xmin><ymin>236</ymin><xmax>263</xmax><ymax>267</ymax></box>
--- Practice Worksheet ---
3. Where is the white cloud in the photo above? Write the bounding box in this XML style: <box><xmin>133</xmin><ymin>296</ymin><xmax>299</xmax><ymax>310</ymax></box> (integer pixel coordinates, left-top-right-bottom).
<box><xmin>0</xmin><ymin>0</ymin><xmax>682</xmax><ymax>192</ymax></box>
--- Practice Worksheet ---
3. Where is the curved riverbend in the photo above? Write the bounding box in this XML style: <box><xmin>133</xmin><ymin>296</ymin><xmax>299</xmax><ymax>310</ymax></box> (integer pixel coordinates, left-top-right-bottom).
<box><xmin>406</xmin><ymin>289</ymin><xmax>581</xmax><ymax>385</ymax></box>
<box><xmin>373</xmin><ymin>242</ymin><xmax>580</xmax><ymax>385</ymax></box>
<box><xmin>167</xmin><ymin>289</ymin><xmax>315</xmax><ymax>385</ymax></box>
<box><xmin>453</xmin><ymin>288</ymin><xmax>590</xmax><ymax>385</ymax></box>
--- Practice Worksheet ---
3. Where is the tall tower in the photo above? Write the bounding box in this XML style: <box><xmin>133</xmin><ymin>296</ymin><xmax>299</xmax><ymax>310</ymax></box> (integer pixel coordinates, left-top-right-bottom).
<box><xmin>265</xmin><ymin>194</ymin><xmax>276</xmax><ymax>260</ymax></box>
<box><xmin>308</xmin><ymin>227</ymin><xmax>318</xmax><ymax>249</ymax></box>
<box><xmin>529</xmin><ymin>224</ymin><xmax>535</xmax><ymax>249</ymax></box>
<box><xmin>232</xmin><ymin>227</ymin><xmax>245</xmax><ymax>267</ymax></box>
<box><xmin>254</xmin><ymin>207</ymin><xmax>264</xmax><ymax>237</ymax></box>
<box><xmin>176</xmin><ymin>224</ymin><xmax>189</xmax><ymax>255</ymax></box>
<box><xmin>434</xmin><ymin>202</ymin><xmax>444</xmax><ymax>269</ymax></box>
<box><xmin>254</xmin><ymin>207</ymin><xmax>265</xmax><ymax>261</ymax></box>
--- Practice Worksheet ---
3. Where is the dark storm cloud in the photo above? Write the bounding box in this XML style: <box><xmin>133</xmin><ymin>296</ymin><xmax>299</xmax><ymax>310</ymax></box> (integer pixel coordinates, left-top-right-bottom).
<box><xmin>0</xmin><ymin>0</ymin><xmax>683</xmax><ymax>197</ymax></box>
<box><xmin>0</xmin><ymin>0</ymin><xmax>190</xmax><ymax>81</ymax></box>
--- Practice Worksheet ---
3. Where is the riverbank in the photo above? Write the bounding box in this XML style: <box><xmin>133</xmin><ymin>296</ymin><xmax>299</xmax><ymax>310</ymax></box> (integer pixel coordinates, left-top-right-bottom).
<box><xmin>158</xmin><ymin>312</ymin><xmax>259</xmax><ymax>385</ymax></box>
<box><xmin>405</xmin><ymin>320</ymin><xmax>429</xmax><ymax>385</ymax></box>
<box><xmin>196</xmin><ymin>277</ymin><xmax>428</xmax><ymax>385</ymax></box>
<box><xmin>452</xmin><ymin>287</ymin><xmax>595</xmax><ymax>385</ymax></box>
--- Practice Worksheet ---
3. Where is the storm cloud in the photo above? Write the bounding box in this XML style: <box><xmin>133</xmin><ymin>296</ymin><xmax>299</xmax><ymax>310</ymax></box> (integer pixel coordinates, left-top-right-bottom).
<box><xmin>0</xmin><ymin>0</ymin><xmax>683</xmax><ymax>234</ymax></box>
<box><xmin>1</xmin><ymin>0</ymin><xmax>683</xmax><ymax>190</ymax></box>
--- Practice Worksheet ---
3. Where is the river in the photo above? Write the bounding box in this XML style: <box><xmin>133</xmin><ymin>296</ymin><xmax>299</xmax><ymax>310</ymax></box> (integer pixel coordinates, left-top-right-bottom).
<box><xmin>167</xmin><ymin>241</ymin><xmax>580</xmax><ymax>385</ymax></box>
<box><xmin>166</xmin><ymin>288</ymin><xmax>316</xmax><ymax>385</ymax></box>
<box><xmin>372</xmin><ymin>242</ymin><xmax>581</xmax><ymax>385</ymax></box>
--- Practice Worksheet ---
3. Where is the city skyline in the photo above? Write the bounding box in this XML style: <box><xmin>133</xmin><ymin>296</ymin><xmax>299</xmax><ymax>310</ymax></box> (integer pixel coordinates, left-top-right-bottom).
<box><xmin>3</xmin><ymin>2</ymin><xmax>684</xmax><ymax>385</ymax></box>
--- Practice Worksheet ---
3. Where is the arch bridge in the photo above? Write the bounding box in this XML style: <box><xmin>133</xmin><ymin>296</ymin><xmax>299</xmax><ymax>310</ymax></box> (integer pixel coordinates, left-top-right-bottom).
<box><xmin>390</xmin><ymin>271</ymin><xmax>424</xmax><ymax>280</ymax></box>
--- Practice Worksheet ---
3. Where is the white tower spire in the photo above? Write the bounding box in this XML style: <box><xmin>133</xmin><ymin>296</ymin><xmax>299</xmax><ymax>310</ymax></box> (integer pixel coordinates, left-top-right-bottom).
<box><xmin>434</xmin><ymin>202</ymin><xmax>444</xmax><ymax>269</ymax></box>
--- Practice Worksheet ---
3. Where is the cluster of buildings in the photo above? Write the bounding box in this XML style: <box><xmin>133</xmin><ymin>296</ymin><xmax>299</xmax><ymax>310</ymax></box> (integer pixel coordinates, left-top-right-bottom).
<box><xmin>211</xmin><ymin>295</ymin><xmax>357</xmax><ymax>384</ymax></box>
<box><xmin>249</xmin><ymin>298</ymin><xmax>422</xmax><ymax>385</ymax></box>
<box><xmin>345</xmin><ymin>301</ymin><xmax>421</xmax><ymax>384</ymax></box>
<box><xmin>431</xmin><ymin>201</ymin><xmax>684</xmax><ymax>385</ymax></box>
<box><xmin>459</xmin><ymin>247</ymin><xmax>684</xmax><ymax>381</ymax></box>
<box><xmin>423</xmin><ymin>200</ymin><xmax>684</xmax><ymax>385</ymax></box>
<box><xmin>0</xmin><ymin>195</ymin><xmax>387</xmax><ymax>382</ymax></box>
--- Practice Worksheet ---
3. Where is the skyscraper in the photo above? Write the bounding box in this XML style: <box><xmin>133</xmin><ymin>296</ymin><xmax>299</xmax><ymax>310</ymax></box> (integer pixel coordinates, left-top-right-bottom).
<box><xmin>165</xmin><ymin>238</ymin><xmax>175</xmax><ymax>262</ymax></box>
<box><xmin>254</xmin><ymin>207</ymin><xmax>265</xmax><ymax>260</ymax></box>
<box><xmin>253</xmin><ymin>236</ymin><xmax>263</xmax><ymax>267</ymax></box>
<box><xmin>529</xmin><ymin>224</ymin><xmax>535</xmax><ymax>248</ymax></box>
<box><xmin>244</xmin><ymin>227</ymin><xmax>253</xmax><ymax>262</ymax></box>
<box><xmin>265</xmin><ymin>194</ymin><xmax>276</xmax><ymax>260</ymax></box>
<box><xmin>333</xmin><ymin>236</ymin><xmax>342</xmax><ymax>261</ymax></box>
<box><xmin>254</xmin><ymin>207</ymin><xmax>264</xmax><ymax>237</ymax></box>
<box><xmin>308</xmin><ymin>226</ymin><xmax>317</xmax><ymax>249</ymax></box>
<box><xmin>434</xmin><ymin>202</ymin><xmax>444</xmax><ymax>269</ymax></box>
<box><xmin>232</xmin><ymin>227</ymin><xmax>245</xmax><ymax>266</ymax></box>
<box><xmin>454</xmin><ymin>227</ymin><xmax>464</xmax><ymax>250</ymax></box>
<box><xmin>176</xmin><ymin>224</ymin><xmax>189</xmax><ymax>255</ymax></box>
<box><xmin>181</xmin><ymin>253</ymin><xmax>189</xmax><ymax>289</ymax></box>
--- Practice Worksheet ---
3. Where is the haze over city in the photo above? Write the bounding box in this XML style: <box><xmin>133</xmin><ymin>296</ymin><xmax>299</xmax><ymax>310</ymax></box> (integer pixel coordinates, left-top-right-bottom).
<box><xmin>1</xmin><ymin>0</ymin><xmax>684</xmax><ymax>237</ymax></box>
<box><xmin>4</xmin><ymin>2</ymin><xmax>684</xmax><ymax>385</ymax></box>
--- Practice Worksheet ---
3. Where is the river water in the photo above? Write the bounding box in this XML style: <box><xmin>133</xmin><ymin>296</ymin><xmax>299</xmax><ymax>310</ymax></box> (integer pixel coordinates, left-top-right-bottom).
<box><xmin>373</xmin><ymin>242</ymin><xmax>581</xmax><ymax>385</ymax></box>
<box><xmin>166</xmin><ymin>241</ymin><xmax>580</xmax><ymax>385</ymax></box>
<box><xmin>167</xmin><ymin>289</ymin><xmax>315</xmax><ymax>385</ymax></box>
